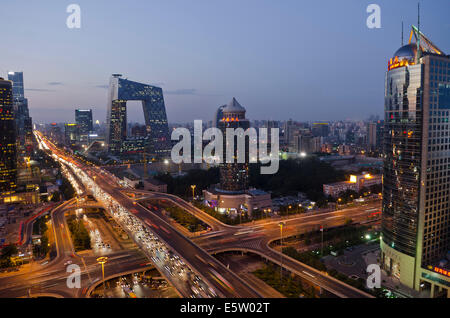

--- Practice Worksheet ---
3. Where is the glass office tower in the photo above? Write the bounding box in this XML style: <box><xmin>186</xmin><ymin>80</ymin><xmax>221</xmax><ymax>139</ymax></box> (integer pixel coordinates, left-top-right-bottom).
<box><xmin>7</xmin><ymin>71</ymin><xmax>24</xmax><ymax>100</ymax></box>
<box><xmin>381</xmin><ymin>26</ymin><xmax>450</xmax><ymax>297</ymax></box>
<box><xmin>7</xmin><ymin>72</ymin><xmax>31</xmax><ymax>152</ymax></box>
<box><xmin>213</xmin><ymin>104</ymin><xmax>226</xmax><ymax>128</ymax></box>
<box><xmin>0</xmin><ymin>78</ymin><xmax>17</xmax><ymax>195</ymax></box>
<box><xmin>64</xmin><ymin>123</ymin><xmax>79</xmax><ymax>146</ymax></box>
<box><xmin>106</xmin><ymin>74</ymin><xmax>170</xmax><ymax>157</ymax></box>
<box><xmin>75</xmin><ymin>109</ymin><xmax>93</xmax><ymax>143</ymax></box>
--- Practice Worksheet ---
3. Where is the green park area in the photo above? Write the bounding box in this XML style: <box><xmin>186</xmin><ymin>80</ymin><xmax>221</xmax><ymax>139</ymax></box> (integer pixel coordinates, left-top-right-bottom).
<box><xmin>32</xmin><ymin>216</ymin><xmax>50</xmax><ymax>259</ymax></box>
<box><xmin>155</xmin><ymin>201</ymin><xmax>208</xmax><ymax>233</ymax></box>
<box><xmin>253</xmin><ymin>264</ymin><xmax>318</xmax><ymax>298</ymax></box>
<box><xmin>278</xmin><ymin>224</ymin><xmax>387</xmax><ymax>297</ymax></box>
<box><xmin>67</xmin><ymin>218</ymin><xmax>91</xmax><ymax>251</ymax></box>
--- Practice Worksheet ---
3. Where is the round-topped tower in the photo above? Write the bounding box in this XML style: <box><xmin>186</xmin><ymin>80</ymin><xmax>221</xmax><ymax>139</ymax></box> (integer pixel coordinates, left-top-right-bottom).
<box><xmin>216</xmin><ymin>98</ymin><xmax>250</xmax><ymax>194</ymax></box>
<box><xmin>393</xmin><ymin>43</ymin><xmax>418</xmax><ymax>62</ymax></box>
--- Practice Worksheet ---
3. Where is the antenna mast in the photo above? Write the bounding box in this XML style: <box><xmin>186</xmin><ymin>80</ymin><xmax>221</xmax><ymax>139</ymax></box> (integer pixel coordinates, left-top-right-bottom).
<box><xmin>416</xmin><ymin>2</ymin><xmax>421</xmax><ymax>62</ymax></box>
<box><xmin>401</xmin><ymin>21</ymin><xmax>404</xmax><ymax>46</ymax></box>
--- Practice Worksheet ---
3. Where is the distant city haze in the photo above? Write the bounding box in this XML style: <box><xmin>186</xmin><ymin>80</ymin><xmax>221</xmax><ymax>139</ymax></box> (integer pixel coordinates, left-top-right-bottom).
<box><xmin>1</xmin><ymin>0</ymin><xmax>449</xmax><ymax>123</ymax></box>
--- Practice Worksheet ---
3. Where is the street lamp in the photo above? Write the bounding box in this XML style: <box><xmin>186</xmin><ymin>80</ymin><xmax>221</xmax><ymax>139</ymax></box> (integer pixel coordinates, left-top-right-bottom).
<box><xmin>97</xmin><ymin>256</ymin><xmax>108</xmax><ymax>297</ymax></box>
<box><xmin>164</xmin><ymin>159</ymin><xmax>169</xmax><ymax>173</ymax></box>
<box><xmin>190</xmin><ymin>185</ymin><xmax>196</xmax><ymax>201</ymax></box>
<box><xmin>320</xmin><ymin>225</ymin><xmax>324</xmax><ymax>257</ymax></box>
<box><xmin>278</xmin><ymin>221</ymin><xmax>285</xmax><ymax>286</ymax></box>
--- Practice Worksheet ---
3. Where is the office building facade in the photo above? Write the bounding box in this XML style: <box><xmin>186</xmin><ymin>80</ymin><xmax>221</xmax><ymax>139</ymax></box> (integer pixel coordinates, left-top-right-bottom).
<box><xmin>7</xmin><ymin>72</ymin><xmax>32</xmax><ymax>154</ymax></box>
<box><xmin>0</xmin><ymin>78</ymin><xmax>17</xmax><ymax>195</ymax></box>
<box><xmin>217</xmin><ymin>98</ymin><xmax>250</xmax><ymax>193</ymax></box>
<box><xmin>204</xmin><ymin>99</ymin><xmax>272</xmax><ymax>216</ymax></box>
<box><xmin>106</xmin><ymin>74</ymin><xmax>171</xmax><ymax>157</ymax></box>
<box><xmin>381</xmin><ymin>26</ymin><xmax>450</xmax><ymax>297</ymax></box>
<box><xmin>75</xmin><ymin>109</ymin><xmax>93</xmax><ymax>143</ymax></box>
<box><xmin>213</xmin><ymin>104</ymin><xmax>226</xmax><ymax>128</ymax></box>
<box><xmin>312</xmin><ymin>122</ymin><xmax>330</xmax><ymax>137</ymax></box>
<box><xmin>64</xmin><ymin>123</ymin><xmax>79</xmax><ymax>146</ymax></box>
<box><xmin>367</xmin><ymin>122</ymin><xmax>377</xmax><ymax>151</ymax></box>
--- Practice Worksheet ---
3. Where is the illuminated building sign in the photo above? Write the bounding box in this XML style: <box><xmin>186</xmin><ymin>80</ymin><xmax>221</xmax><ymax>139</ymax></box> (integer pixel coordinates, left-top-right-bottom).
<box><xmin>222</xmin><ymin>117</ymin><xmax>239</xmax><ymax>122</ymax></box>
<box><xmin>388</xmin><ymin>56</ymin><xmax>414</xmax><ymax>71</ymax></box>
<box><xmin>433</xmin><ymin>267</ymin><xmax>450</xmax><ymax>278</ymax></box>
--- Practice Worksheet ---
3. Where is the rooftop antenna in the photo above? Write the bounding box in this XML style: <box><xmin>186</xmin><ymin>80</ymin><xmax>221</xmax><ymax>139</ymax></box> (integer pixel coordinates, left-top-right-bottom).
<box><xmin>401</xmin><ymin>21</ymin><xmax>404</xmax><ymax>46</ymax></box>
<box><xmin>416</xmin><ymin>2</ymin><xmax>421</xmax><ymax>62</ymax></box>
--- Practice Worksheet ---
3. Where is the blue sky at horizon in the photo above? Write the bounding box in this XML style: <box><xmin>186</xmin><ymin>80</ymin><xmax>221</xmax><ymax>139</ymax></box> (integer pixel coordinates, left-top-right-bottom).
<box><xmin>1</xmin><ymin>0</ymin><xmax>449</xmax><ymax>124</ymax></box>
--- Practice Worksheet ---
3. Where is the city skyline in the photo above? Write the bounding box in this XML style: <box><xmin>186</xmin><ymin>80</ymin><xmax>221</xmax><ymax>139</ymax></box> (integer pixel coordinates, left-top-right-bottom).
<box><xmin>1</xmin><ymin>1</ymin><xmax>450</xmax><ymax>302</ymax></box>
<box><xmin>1</xmin><ymin>0</ymin><xmax>449</xmax><ymax>124</ymax></box>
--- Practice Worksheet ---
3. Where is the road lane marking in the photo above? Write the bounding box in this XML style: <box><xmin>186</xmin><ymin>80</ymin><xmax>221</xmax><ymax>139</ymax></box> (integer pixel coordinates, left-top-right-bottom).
<box><xmin>325</xmin><ymin>215</ymin><xmax>342</xmax><ymax>220</ymax></box>
<box><xmin>302</xmin><ymin>270</ymin><xmax>315</xmax><ymax>278</ymax></box>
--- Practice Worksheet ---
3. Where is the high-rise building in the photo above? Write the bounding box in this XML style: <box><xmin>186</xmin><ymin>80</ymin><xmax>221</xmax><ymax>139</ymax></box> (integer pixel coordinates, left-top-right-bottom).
<box><xmin>381</xmin><ymin>26</ymin><xmax>450</xmax><ymax>297</ymax></box>
<box><xmin>23</xmin><ymin>117</ymin><xmax>33</xmax><ymax>152</ymax></box>
<box><xmin>0</xmin><ymin>78</ymin><xmax>17</xmax><ymax>195</ymax></box>
<box><xmin>262</xmin><ymin>120</ymin><xmax>278</xmax><ymax>148</ymax></box>
<box><xmin>75</xmin><ymin>109</ymin><xmax>93</xmax><ymax>143</ymax></box>
<box><xmin>217</xmin><ymin>98</ymin><xmax>250</xmax><ymax>193</ymax></box>
<box><xmin>293</xmin><ymin>133</ymin><xmax>322</xmax><ymax>154</ymax></box>
<box><xmin>49</xmin><ymin>123</ymin><xmax>63</xmax><ymax>145</ymax></box>
<box><xmin>376</xmin><ymin>120</ymin><xmax>384</xmax><ymax>150</ymax></box>
<box><xmin>204</xmin><ymin>98</ymin><xmax>272</xmax><ymax>216</ymax></box>
<box><xmin>213</xmin><ymin>104</ymin><xmax>226</xmax><ymax>128</ymax></box>
<box><xmin>283</xmin><ymin>119</ymin><xmax>296</xmax><ymax>147</ymax></box>
<box><xmin>64</xmin><ymin>123</ymin><xmax>79</xmax><ymax>146</ymax></box>
<box><xmin>106</xmin><ymin>74</ymin><xmax>170</xmax><ymax>157</ymax></box>
<box><xmin>8</xmin><ymin>71</ymin><xmax>32</xmax><ymax>153</ymax></box>
<box><xmin>366</xmin><ymin>122</ymin><xmax>377</xmax><ymax>151</ymax></box>
<box><xmin>312</xmin><ymin>122</ymin><xmax>330</xmax><ymax>138</ymax></box>
<box><xmin>7</xmin><ymin>71</ymin><xmax>24</xmax><ymax>101</ymax></box>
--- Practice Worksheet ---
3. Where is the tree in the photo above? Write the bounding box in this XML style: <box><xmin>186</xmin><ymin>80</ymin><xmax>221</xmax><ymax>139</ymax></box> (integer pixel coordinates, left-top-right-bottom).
<box><xmin>1</xmin><ymin>244</ymin><xmax>18</xmax><ymax>259</ymax></box>
<box><xmin>51</xmin><ymin>192</ymin><xmax>61</xmax><ymax>202</ymax></box>
<box><xmin>135</xmin><ymin>181</ymin><xmax>144</xmax><ymax>190</ymax></box>
<box><xmin>67</xmin><ymin>219</ymin><xmax>91</xmax><ymax>251</ymax></box>
<box><xmin>155</xmin><ymin>168</ymin><xmax>220</xmax><ymax>198</ymax></box>
<box><xmin>338</xmin><ymin>189</ymin><xmax>358</xmax><ymax>204</ymax></box>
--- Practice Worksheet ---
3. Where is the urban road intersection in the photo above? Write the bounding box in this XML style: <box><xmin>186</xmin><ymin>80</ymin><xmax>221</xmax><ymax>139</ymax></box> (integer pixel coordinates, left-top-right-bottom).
<box><xmin>0</xmin><ymin>131</ymin><xmax>376</xmax><ymax>298</ymax></box>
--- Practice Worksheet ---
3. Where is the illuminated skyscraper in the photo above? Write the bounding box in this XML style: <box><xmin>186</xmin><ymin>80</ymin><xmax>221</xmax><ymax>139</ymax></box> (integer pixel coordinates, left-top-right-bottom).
<box><xmin>213</xmin><ymin>104</ymin><xmax>226</xmax><ymax>128</ymax></box>
<box><xmin>204</xmin><ymin>98</ymin><xmax>271</xmax><ymax>216</ymax></box>
<box><xmin>106</xmin><ymin>74</ymin><xmax>170</xmax><ymax>157</ymax></box>
<box><xmin>366</xmin><ymin>122</ymin><xmax>377</xmax><ymax>151</ymax></box>
<box><xmin>217</xmin><ymin>98</ymin><xmax>250</xmax><ymax>193</ymax></box>
<box><xmin>312</xmin><ymin>122</ymin><xmax>330</xmax><ymax>137</ymax></box>
<box><xmin>64</xmin><ymin>123</ymin><xmax>79</xmax><ymax>146</ymax></box>
<box><xmin>7</xmin><ymin>72</ymin><xmax>24</xmax><ymax>100</ymax></box>
<box><xmin>381</xmin><ymin>26</ymin><xmax>450</xmax><ymax>297</ymax></box>
<box><xmin>0</xmin><ymin>78</ymin><xmax>17</xmax><ymax>195</ymax></box>
<box><xmin>8</xmin><ymin>71</ymin><xmax>32</xmax><ymax>154</ymax></box>
<box><xmin>75</xmin><ymin>109</ymin><xmax>93</xmax><ymax>143</ymax></box>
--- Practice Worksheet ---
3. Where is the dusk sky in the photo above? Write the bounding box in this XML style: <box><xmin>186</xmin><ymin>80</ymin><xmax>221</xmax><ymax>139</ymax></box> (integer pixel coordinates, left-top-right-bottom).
<box><xmin>1</xmin><ymin>0</ymin><xmax>449</xmax><ymax>124</ymax></box>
